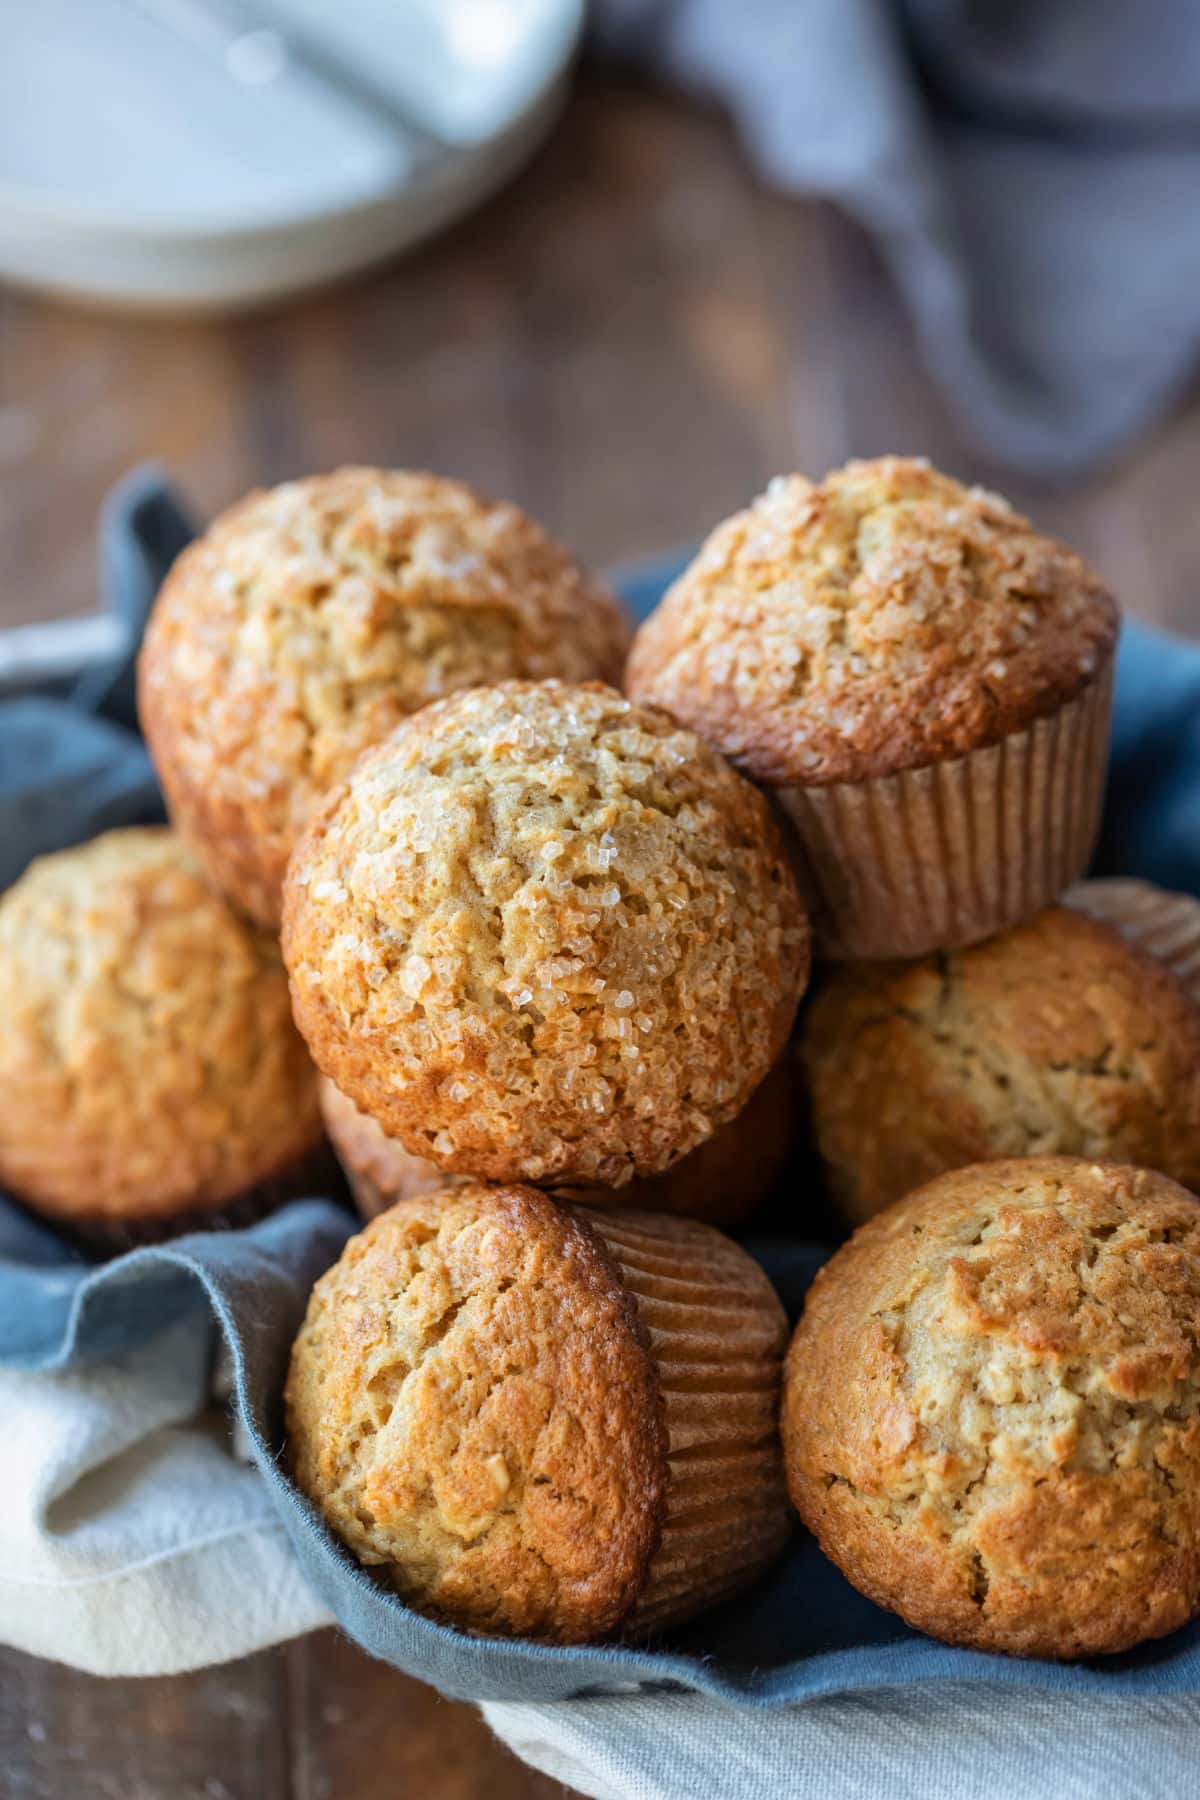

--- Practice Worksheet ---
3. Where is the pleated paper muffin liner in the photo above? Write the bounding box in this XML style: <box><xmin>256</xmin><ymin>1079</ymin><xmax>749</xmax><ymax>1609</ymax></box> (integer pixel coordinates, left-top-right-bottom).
<box><xmin>1067</xmin><ymin>877</ymin><xmax>1200</xmax><ymax>1004</ymax></box>
<box><xmin>577</xmin><ymin>1208</ymin><xmax>791</xmax><ymax>1636</ymax></box>
<box><xmin>775</xmin><ymin>652</ymin><xmax>1115</xmax><ymax>961</ymax></box>
<box><xmin>341</xmin><ymin>1164</ymin><xmax>390</xmax><ymax>1221</ymax></box>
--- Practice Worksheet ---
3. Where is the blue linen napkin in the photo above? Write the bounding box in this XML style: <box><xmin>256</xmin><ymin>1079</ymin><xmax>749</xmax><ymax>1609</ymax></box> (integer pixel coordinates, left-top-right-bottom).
<box><xmin>1</xmin><ymin>474</ymin><xmax>1198</xmax><ymax>1704</ymax></box>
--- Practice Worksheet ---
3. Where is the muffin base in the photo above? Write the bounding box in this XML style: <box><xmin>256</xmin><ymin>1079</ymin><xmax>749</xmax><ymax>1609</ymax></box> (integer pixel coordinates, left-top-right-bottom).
<box><xmin>20</xmin><ymin>1140</ymin><xmax>346</xmax><ymax>1258</ymax></box>
<box><xmin>578</xmin><ymin>1209</ymin><xmax>791</xmax><ymax>1636</ymax></box>
<box><xmin>776</xmin><ymin>653</ymin><xmax>1114</xmax><ymax>960</ymax></box>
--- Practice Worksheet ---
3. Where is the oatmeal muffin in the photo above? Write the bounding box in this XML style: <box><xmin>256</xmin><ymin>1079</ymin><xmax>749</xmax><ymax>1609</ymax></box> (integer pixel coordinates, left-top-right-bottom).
<box><xmin>320</xmin><ymin>1052</ymin><xmax>799</xmax><ymax>1228</ymax></box>
<box><xmin>626</xmin><ymin>458</ymin><xmax>1118</xmax><ymax>958</ymax></box>
<box><xmin>139</xmin><ymin>468</ymin><xmax>630</xmax><ymax>927</ymax></box>
<box><xmin>287</xmin><ymin>1182</ymin><xmax>790</xmax><ymax>1641</ymax></box>
<box><xmin>782</xmin><ymin>1158</ymin><xmax>1200</xmax><ymax>1659</ymax></box>
<box><xmin>284</xmin><ymin>681</ymin><xmax>809</xmax><ymax>1189</ymax></box>
<box><xmin>804</xmin><ymin>894</ymin><xmax>1200</xmax><ymax>1224</ymax></box>
<box><xmin>0</xmin><ymin>828</ymin><xmax>323</xmax><ymax>1242</ymax></box>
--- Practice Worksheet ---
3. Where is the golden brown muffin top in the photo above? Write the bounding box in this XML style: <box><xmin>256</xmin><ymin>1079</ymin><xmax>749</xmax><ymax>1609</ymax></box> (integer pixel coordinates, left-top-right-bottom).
<box><xmin>285</xmin><ymin>1183</ymin><xmax>668</xmax><ymax>1642</ymax></box>
<box><xmin>138</xmin><ymin>468</ymin><xmax>631</xmax><ymax>927</ymax></box>
<box><xmin>284</xmin><ymin>681</ymin><xmax>809</xmax><ymax>1188</ymax></box>
<box><xmin>0</xmin><ymin>828</ymin><xmax>321</xmax><ymax>1225</ymax></box>
<box><xmin>783</xmin><ymin>1159</ymin><xmax>1200</xmax><ymax>1658</ymax></box>
<box><xmin>625</xmin><ymin>457</ymin><xmax>1118</xmax><ymax>785</ymax></box>
<box><xmin>803</xmin><ymin>900</ymin><xmax>1200</xmax><ymax>1223</ymax></box>
<box><xmin>320</xmin><ymin>1053</ymin><xmax>798</xmax><ymax>1228</ymax></box>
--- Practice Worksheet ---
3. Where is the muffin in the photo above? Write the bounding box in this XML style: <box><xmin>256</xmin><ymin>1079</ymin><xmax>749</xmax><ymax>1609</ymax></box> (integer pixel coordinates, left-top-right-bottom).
<box><xmin>284</xmin><ymin>681</ymin><xmax>810</xmax><ymax>1189</ymax></box>
<box><xmin>0</xmin><ymin>827</ymin><xmax>323</xmax><ymax>1243</ymax></box>
<box><xmin>804</xmin><ymin>893</ymin><xmax>1200</xmax><ymax>1224</ymax></box>
<box><xmin>286</xmin><ymin>1182</ymin><xmax>790</xmax><ymax>1641</ymax></box>
<box><xmin>318</xmin><ymin>1077</ymin><xmax>450</xmax><ymax>1215</ymax></box>
<box><xmin>320</xmin><ymin>1051</ymin><xmax>800</xmax><ymax>1228</ymax></box>
<box><xmin>782</xmin><ymin>1158</ymin><xmax>1200</xmax><ymax>1659</ymax></box>
<box><xmin>138</xmin><ymin>468</ymin><xmax>631</xmax><ymax>928</ymax></box>
<box><xmin>626</xmin><ymin>457</ymin><xmax>1118</xmax><ymax>958</ymax></box>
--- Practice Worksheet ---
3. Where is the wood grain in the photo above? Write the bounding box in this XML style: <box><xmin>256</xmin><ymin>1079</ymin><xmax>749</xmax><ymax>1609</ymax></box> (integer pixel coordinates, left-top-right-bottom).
<box><xmin>1</xmin><ymin>77</ymin><xmax>1193</xmax><ymax>632</ymax></box>
<box><xmin>2</xmin><ymin>64</ymin><xmax>1199</xmax><ymax>1800</ymax></box>
<box><xmin>0</xmin><ymin>1639</ymin><xmax>291</xmax><ymax>1800</ymax></box>
<box><xmin>0</xmin><ymin>1634</ymin><xmax>567</xmax><ymax>1800</ymax></box>
<box><xmin>285</xmin><ymin>1631</ymin><xmax>565</xmax><ymax>1800</ymax></box>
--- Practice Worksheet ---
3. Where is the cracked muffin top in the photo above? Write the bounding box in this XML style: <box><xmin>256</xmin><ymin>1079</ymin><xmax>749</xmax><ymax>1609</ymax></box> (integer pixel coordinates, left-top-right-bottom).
<box><xmin>803</xmin><ymin>899</ymin><xmax>1200</xmax><ymax>1223</ymax></box>
<box><xmin>0</xmin><ymin>828</ymin><xmax>322</xmax><ymax>1228</ymax></box>
<box><xmin>286</xmin><ymin>1179</ymin><xmax>790</xmax><ymax>1641</ymax></box>
<box><xmin>285</xmin><ymin>1182</ymin><xmax>671</xmax><ymax>1641</ymax></box>
<box><xmin>625</xmin><ymin>457</ymin><xmax>1118</xmax><ymax>785</ymax></box>
<box><xmin>283</xmin><ymin>681</ymin><xmax>810</xmax><ymax>1189</ymax></box>
<box><xmin>138</xmin><ymin>468</ymin><xmax>631</xmax><ymax>927</ymax></box>
<box><xmin>782</xmin><ymin>1158</ymin><xmax>1200</xmax><ymax>1659</ymax></box>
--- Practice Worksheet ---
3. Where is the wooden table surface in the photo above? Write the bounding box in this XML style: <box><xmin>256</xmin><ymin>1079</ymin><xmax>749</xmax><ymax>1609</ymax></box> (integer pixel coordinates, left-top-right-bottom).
<box><xmin>2</xmin><ymin>66</ymin><xmax>1199</xmax><ymax>1800</ymax></box>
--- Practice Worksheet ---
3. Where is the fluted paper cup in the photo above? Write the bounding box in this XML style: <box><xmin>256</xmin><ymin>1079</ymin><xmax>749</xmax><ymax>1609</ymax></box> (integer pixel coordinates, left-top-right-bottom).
<box><xmin>1067</xmin><ymin>876</ymin><xmax>1200</xmax><ymax>1003</ymax></box>
<box><xmin>775</xmin><ymin>652</ymin><xmax>1114</xmax><ymax>960</ymax></box>
<box><xmin>578</xmin><ymin>1208</ymin><xmax>791</xmax><ymax>1636</ymax></box>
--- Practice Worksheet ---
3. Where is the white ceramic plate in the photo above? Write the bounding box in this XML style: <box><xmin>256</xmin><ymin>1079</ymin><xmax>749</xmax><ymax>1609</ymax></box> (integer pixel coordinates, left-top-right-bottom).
<box><xmin>0</xmin><ymin>0</ymin><xmax>585</xmax><ymax>312</ymax></box>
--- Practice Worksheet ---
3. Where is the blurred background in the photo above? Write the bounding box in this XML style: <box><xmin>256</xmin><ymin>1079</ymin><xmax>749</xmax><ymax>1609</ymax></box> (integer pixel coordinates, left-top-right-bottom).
<box><xmin>4</xmin><ymin>0</ymin><xmax>1200</xmax><ymax>648</ymax></box>
<box><xmin>3</xmin><ymin>2</ymin><xmax>1198</xmax><ymax>1795</ymax></box>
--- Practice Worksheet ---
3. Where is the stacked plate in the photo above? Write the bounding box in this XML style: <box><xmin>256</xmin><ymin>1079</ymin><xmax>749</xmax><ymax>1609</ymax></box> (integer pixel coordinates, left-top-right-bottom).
<box><xmin>0</xmin><ymin>0</ymin><xmax>585</xmax><ymax>311</ymax></box>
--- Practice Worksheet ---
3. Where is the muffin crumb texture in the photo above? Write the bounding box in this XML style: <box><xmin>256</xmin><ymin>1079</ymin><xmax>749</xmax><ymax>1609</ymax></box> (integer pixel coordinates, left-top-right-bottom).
<box><xmin>626</xmin><ymin>457</ymin><xmax>1117</xmax><ymax>785</ymax></box>
<box><xmin>139</xmin><ymin>468</ymin><xmax>630</xmax><ymax>925</ymax></box>
<box><xmin>284</xmin><ymin>681</ymin><xmax>809</xmax><ymax>1187</ymax></box>
<box><xmin>285</xmin><ymin>1184</ymin><xmax>667</xmax><ymax>1642</ymax></box>
<box><xmin>0</xmin><ymin>828</ymin><xmax>321</xmax><ymax>1227</ymax></box>
<box><xmin>783</xmin><ymin>1159</ymin><xmax>1200</xmax><ymax>1658</ymax></box>
<box><xmin>805</xmin><ymin>901</ymin><xmax>1200</xmax><ymax>1221</ymax></box>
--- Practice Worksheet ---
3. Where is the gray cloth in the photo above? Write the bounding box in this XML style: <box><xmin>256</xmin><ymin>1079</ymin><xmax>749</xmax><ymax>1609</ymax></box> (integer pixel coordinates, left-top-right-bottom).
<box><xmin>485</xmin><ymin>1686</ymin><xmax>1200</xmax><ymax>1800</ymax></box>
<box><xmin>0</xmin><ymin>466</ymin><xmax>185</xmax><ymax>888</ymax></box>
<box><xmin>596</xmin><ymin>0</ymin><xmax>1200</xmax><ymax>479</ymax></box>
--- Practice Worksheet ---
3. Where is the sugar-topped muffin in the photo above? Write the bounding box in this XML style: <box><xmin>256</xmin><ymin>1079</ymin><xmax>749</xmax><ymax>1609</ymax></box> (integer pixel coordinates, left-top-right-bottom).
<box><xmin>287</xmin><ymin>1182</ymin><xmax>791</xmax><ymax>1641</ymax></box>
<box><xmin>0</xmin><ymin>828</ymin><xmax>322</xmax><ymax>1241</ymax></box>
<box><xmin>627</xmin><ymin>458</ymin><xmax>1115</xmax><ymax>786</ymax></box>
<box><xmin>627</xmin><ymin>458</ymin><xmax>1118</xmax><ymax>957</ymax></box>
<box><xmin>804</xmin><ymin>896</ymin><xmax>1200</xmax><ymax>1223</ymax></box>
<box><xmin>139</xmin><ymin>469</ymin><xmax>631</xmax><ymax>927</ymax></box>
<box><xmin>783</xmin><ymin>1159</ymin><xmax>1200</xmax><ymax>1659</ymax></box>
<box><xmin>320</xmin><ymin>1051</ymin><xmax>799</xmax><ymax>1227</ymax></box>
<box><xmin>284</xmin><ymin>681</ymin><xmax>809</xmax><ymax>1189</ymax></box>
